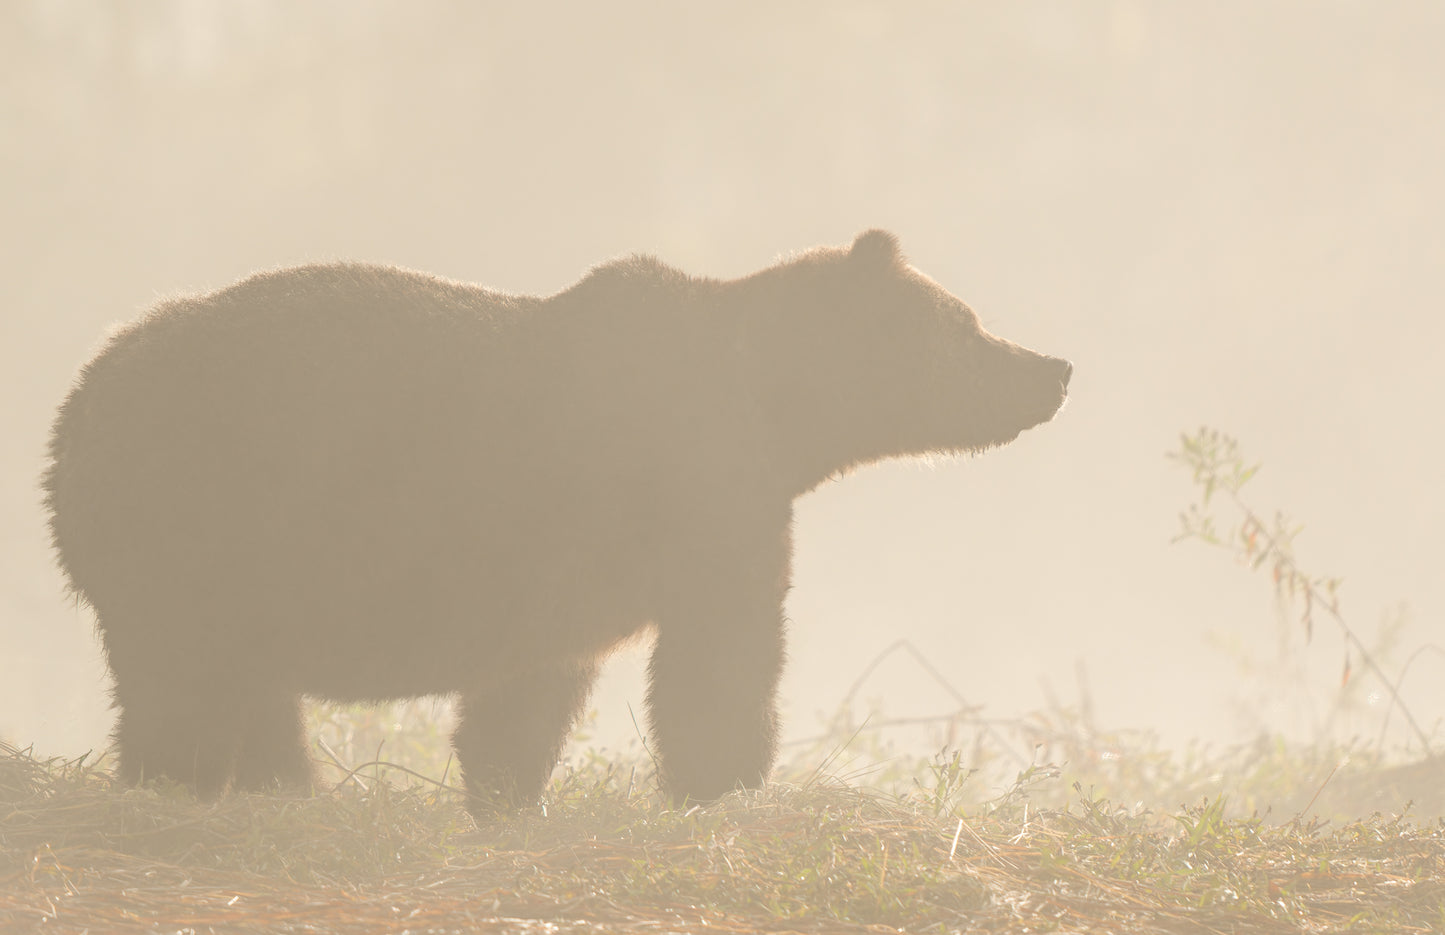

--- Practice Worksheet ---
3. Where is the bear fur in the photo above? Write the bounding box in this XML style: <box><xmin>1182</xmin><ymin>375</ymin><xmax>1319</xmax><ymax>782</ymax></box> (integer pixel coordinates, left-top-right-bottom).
<box><xmin>43</xmin><ymin>230</ymin><xmax>1070</xmax><ymax>809</ymax></box>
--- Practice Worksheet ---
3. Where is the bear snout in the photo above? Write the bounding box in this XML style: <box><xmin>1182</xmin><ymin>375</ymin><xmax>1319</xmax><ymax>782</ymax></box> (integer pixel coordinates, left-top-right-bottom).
<box><xmin>1000</xmin><ymin>351</ymin><xmax>1072</xmax><ymax>428</ymax></box>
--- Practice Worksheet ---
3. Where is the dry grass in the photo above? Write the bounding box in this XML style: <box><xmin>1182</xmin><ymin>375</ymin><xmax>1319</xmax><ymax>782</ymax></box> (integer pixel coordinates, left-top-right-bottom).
<box><xmin>3</xmin><ymin>725</ymin><xmax>1443</xmax><ymax>935</ymax></box>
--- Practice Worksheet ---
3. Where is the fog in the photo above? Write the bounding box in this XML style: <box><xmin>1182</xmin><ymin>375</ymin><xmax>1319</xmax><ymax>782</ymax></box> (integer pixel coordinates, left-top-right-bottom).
<box><xmin>3</xmin><ymin>2</ymin><xmax>1442</xmax><ymax>770</ymax></box>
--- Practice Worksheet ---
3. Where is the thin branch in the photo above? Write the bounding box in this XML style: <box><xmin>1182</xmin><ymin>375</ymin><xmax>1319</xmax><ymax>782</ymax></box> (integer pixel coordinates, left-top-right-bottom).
<box><xmin>1222</xmin><ymin>487</ymin><xmax>1434</xmax><ymax>755</ymax></box>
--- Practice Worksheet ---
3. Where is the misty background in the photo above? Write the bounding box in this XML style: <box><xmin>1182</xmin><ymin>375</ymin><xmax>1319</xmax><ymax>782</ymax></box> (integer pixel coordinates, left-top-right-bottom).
<box><xmin>3</xmin><ymin>2</ymin><xmax>1442</xmax><ymax>779</ymax></box>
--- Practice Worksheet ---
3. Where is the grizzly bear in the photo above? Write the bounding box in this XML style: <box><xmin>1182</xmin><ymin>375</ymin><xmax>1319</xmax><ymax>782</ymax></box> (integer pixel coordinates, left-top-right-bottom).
<box><xmin>44</xmin><ymin>230</ymin><xmax>1070</xmax><ymax>810</ymax></box>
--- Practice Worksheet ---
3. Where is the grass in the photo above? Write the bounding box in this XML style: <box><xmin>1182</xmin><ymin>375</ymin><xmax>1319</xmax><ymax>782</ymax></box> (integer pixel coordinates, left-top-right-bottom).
<box><xmin>6</xmin><ymin>428</ymin><xmax>1442</xmax><ymax>932</ymax></box>
<box><xmin>3</xmin><ymin>706</ymin><xmax>1442</xmax><ymax>934</ymax></box>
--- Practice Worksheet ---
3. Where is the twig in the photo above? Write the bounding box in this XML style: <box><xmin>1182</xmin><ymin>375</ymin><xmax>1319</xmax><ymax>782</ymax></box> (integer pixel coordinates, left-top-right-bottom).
<box><xmin>327</xmin><ymin>759</ymin><xmax>469</xmax><ymax>798</ymax></box>
<box><xmin>839</xmin><ymin>639</ymin><xmax>1029</xmax><ymax>768</ymax></box>
<box><xmin>1223</xmin><ymin>487</ymin><xmax>1434</xmax><ymax>755</ymax></box>
<box><xmin>1291</xmin><ymin>759</ymin><xmax>1342</xmax><ymax>822</ymax></box>
<box><xmin>1376</xmin><ymin>643</ymin><xmax>1445</xmax><ymax>751</ymax></box>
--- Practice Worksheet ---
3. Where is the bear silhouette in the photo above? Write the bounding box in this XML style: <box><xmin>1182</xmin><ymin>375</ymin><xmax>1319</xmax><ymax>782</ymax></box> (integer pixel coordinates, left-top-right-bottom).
<box><xmin>44</xmin><ymin>230</ymin><xmax>1070</xmax><ymax>809</ymax></box>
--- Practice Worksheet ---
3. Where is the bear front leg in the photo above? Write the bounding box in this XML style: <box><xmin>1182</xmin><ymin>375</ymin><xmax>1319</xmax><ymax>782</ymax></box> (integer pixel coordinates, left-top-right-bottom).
<box><xmin>647</xmin><ymin>572</ymin><xmax>787</xmax><ymax>802</ymax></box>
<box><xmin>232</xmin><ymin>691</ymin><xmax>315</xmax><ymax>792</ymax></box>
<box><xmin>452</xmin><ymin>660</ymin><xmax>598</xmax><ymax>811</ymax></box>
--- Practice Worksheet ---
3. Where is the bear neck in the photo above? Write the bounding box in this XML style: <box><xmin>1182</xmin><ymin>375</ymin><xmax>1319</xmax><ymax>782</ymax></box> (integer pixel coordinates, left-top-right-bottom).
<box><xmin>722</xmin><ymin>270</ymin><xmax>929</xmax><ymax>500</ymax></box>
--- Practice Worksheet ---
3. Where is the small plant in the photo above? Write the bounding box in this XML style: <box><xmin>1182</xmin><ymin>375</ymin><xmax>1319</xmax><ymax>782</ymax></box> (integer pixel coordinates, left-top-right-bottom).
<box><xmin>1169</xmin><ymin>427</ymin><xmax>1439</xmax><ymax>754</ymax></box>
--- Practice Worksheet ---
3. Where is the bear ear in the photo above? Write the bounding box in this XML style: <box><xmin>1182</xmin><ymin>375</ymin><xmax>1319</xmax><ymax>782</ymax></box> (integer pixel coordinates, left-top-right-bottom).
<box><xmin>849</xmin><ymin>229</ymin><xmax>903</xmax><ymax>268</ymax></box>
